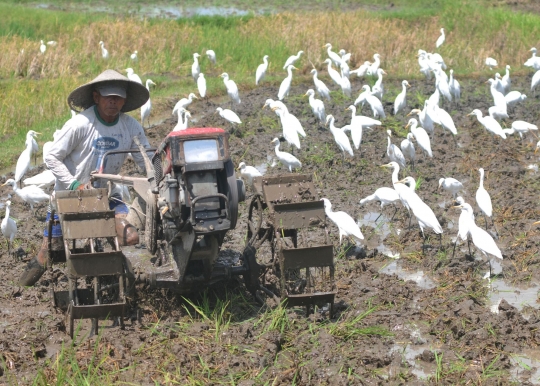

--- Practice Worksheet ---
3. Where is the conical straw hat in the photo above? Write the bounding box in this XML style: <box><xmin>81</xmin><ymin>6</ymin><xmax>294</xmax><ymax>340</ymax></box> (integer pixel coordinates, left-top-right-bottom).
<box><xmin>67</xmin><ymin>69</ymin><xmax>149</xmax><ymax>113</ymax></box>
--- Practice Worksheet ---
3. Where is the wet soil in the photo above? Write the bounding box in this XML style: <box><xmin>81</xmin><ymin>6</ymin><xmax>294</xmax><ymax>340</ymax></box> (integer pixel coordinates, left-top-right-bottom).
<box><xmin>2</xmin><ymin>73</ymin><xmax>540</xmax><ymax>384</ymax></box>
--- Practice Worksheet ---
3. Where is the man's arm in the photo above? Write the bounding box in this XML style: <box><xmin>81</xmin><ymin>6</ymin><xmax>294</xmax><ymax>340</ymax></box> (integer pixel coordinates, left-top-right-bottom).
<box><xmin>129</xmin><ymin>124</ymin><xmax>152</xmax><ymax>174</ymax></box>
<box><xmin>45</xmin><ymin>122</ymin><xmax>81</xmax><ymax>189</ymax></box>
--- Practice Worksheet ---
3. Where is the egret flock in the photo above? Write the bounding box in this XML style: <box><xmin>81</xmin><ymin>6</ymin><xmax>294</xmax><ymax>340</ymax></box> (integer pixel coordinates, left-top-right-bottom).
<box><xmin>3</xmin><ymin>31</ymin><xmax>540</xmax><ymax>280</ymax></box>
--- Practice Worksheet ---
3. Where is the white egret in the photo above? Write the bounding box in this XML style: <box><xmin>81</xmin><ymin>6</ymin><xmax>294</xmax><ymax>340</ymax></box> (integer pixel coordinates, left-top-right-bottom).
<box><xmin>310</xmin><ymin>69</ymin><xmax>331</xmax><ymax>101</ymax></box>
<box><xmin>25</xmin><ymin>129</ymin><xmax>39</xmax><ymax>165</ymax></box>
<box><xmin>141</xmin><ymin>79</ymin><xmax>156</xmax><ymax>129</ymax></box>
<box><xmin>362</xmin><ymin>87</ymin><xmax>385</xmax><ymax>119</ymax></box>
<box><xmin>417</xmin><ymin>50</ymin><xmax>433</xmax><ymax>80</ymax></box>
<box><xmin>197</xmin><ymin>73</ymin><xmax>207</xmax><ymax>98</ymax></box>
<box><xmin>323</xmin><ymin>58</ymin><xmax>342</xmax><ymax>86</ymax></box>
<box><xmin>39</xmin><ymin>40</ymin><xmax>46</xmax><ymax>54</ymax></box>
<box><xmin>46</xmin><ymin>40</ymin><xmax>57</xmax><ymax>46</ymax></box>
<box><xmin>283</xmin><ymin>50</ymin><xmax>303</xmax><ymax>70</ymax></box>
<box><xmin>172</xmin><ymin>108</ymin><xmax>191</xmax><ymax>132</ymax></box>
<box><xmin>2</xmin><ymin>179</ymin><xmax>50</xmax><ymax>214</ymax></box>
<box><xmin>386</xmin><ymin>130</ymin><xmax>406</xmax><ymax>169</ymax></box>
<box><xmin>486</xmin><ymin>78</ymin><xmax>507</xmax><ymax>113</ymax></box>
<box><xmin>381</xmin><ymin>162</ymin><xmax>411</xmax><ymax>216</ymax></box>
<box><xmin>434</xmin><ymin>67</ymin><xmax>452</xmax><ymax>102</ymax></box>
<box><xmin>509</xmin><ymin>120</ymin><xmax>538</xmax><ymax>140</ymax></box>
<box><xmin>125</xmin><ymin>68</ymin><xmax>142</xmax><ymax>84</ymax></box>
<box><xmin>394</xmin><ymin>80</ymin><xmax>410</xmax><ymax>115</ymax></box>
<box><xmin>343</xmin><ymin>105</ymin><xmax>381</xmax><ymax>150</ymax></box>
<box><xmin>485</xmin><ymin>57</ymin><xmax>498</xmax><ymax>70</ymax></box>
<box><xmin>1</xmin><ymin>200</ymin><xmax>17</xmax><ymax>256</ymax></box>
<box><xmin>130</xmin><ymin>50</ymin><xmax>138</xmax><ymax>61</ymax></box>
<box><xmin>501</xmin><ymin>65</ymin><xmax>511</xmax><ymax>94</ymax></box>
<box><xmin>504</xmin><ymin>91</ymin><xmax>526</xmax><ymax>109</ymax></box>
<box><xmin>304</xmin><ymin>89</ymin><xmax>326</xmax><ymax>124</ymax></box>
<box><xmin>360</xmin><ymin>187</ymin><xmax>400</xmax><ymax>221</ymax></box>
<box><xmin>216</xmin><ymin>107</ymin><xmax>242</xmax><ymax>126</ymax></box>
<box><xmin>367</xmin><ymin>53</ymin><xmax>381</xmax><ymax>76</ymax></box>
<box><xmin>400</xmin><ymin>133</ymin><xmax>416</xmax><ymax>170</ymax></box>
<box><xmin>432</xmin><ymin>104</ymin><xmax>458</xmax><ymax>138</ymax></box>
<box><xmin>15</xmin><ymin>131</ymin><xmax>40</xmax><ymax>185</ymax></box>
<box><xmin>451</xmin><ymin>196</ymin><xmax>473</xmax><ymax>258</ymax></box>
<box><xmin>476</xmin><ymin>168</ymin><xmax>493</xmax><ymax>230</ymax></box>
<box><xmin>339</xmin><ymin>49</ymin><xmax>351</xmax><ymax>63</ymax></box>
<box><xmin>435</xmin><ymin>28</ymin><xmax>445</xmax><ymax>48</ymax></box>
<box><xmin>255</xmin><ymin>55</ymin><xmax>269</xmax><ymax>85</ymax></box>
<box><xmin>191</xmin><ymin>53</ymin><xmax>201</xmax><ymax>81</ymax></box>
<box><xmin>99</xmin><ymin>41</ymin><xmax>109</xmax><ymax>59</ymax></box>
<box><xmin>488</xmin><ymin>105</ymin><xmax>509</xmax><ymax>121</ymax></box>
<box><xmin>238</xmin><ymin>162</ymin><xmax>263</xmax><ymax>188</ymax></box>
<box><xmin>172</xmin><ymin>93</ymin><xmax>198</xmax><ymax>116</ymax></box>
<box><xmin>23</xmin><ymin>170</ymin><xmax>55</xmax><ymax>189</ymax></box>
<box><xmin>354</xmin><ymin>85</ymin><xmax>371</xmax><ymax>106</ymax></box>
<box><xmin>448</xmin><ymin>69</ymin><xmax>461</xmax><ymax>102</ymax></box>
<box><xmin>271</xmin><ymin>138</ymin><xmax>301</xmax><ymax>172</ymax></box>
<box><xmin>340</xmin><ymin>59</ymin><xmax>350</xmax><ymax>80</ymax></box>
<box><xmin>340</xmin><ymin>74</ymin><xmax>352</xmax><ymax>97</ymax></box>
<box><xmin>326</xmin><ymin>115</ymin><xmax>353</xmax><ymax>158</ymax></box>
<box><xmin>524</xmin><ymin>48</ymin><xmax>540</xmax><ymax>70</ymax></box>
<box><xmin>468</xmin><ymin>109</ymin><xmax>506</xmax><ymax>139</ymax></box>
<box><xmin>323</xmin><ymin>43</ymin><xmax>342</xmax><ymax>67</ymax></box>
<box><xmin>406</xmin><ymin>118</ymin><xmax>432</xmax><ymax>158</ymax></box>
<box><xmin>321</xmin><ymin>198</ymin><xmax>363</xmax><ymax>245</ymax></box>
<box><xmin>372</xmin><ymin>68</ymin><xmax>386</xmax><ymax>100</ymax></box>
<box><xmin>263</xmin><ymin>99</ymin><xmax>288</xmax><ymax>113</ymax></box>
<box><xmin>531</xmin><ymin>69</ymin><xmax>540</xmax><ymax>92</ymax></box>
<box><xmin>408</xmin><ymin>104</ymin><xmax>435</xmax><ymax>137</ymax></box>
<box><xmin>438</xmin><ymin>177</ymin><xmax>463</xmax><ymax>198</ymax></box>
<box><xmin>454</xmin><ymin>202</ymin><xmax>502</xmax><ymax>277</ymax></box>
<box><xmin>220</xmin><ymin>73</ymin><xmax>241</xmax><ymax>105</ymax></box>
<box><xmin>272</xmin><ymin>107</ymin><xmax>302</xmax><ymax>149</ymax></box>
<box><xmin>206</xmin><ymin>49</ymin><xmax>216</xmax><ymax>64</ymax></box>
<box><xmin>395</xmin><ymin>176</ymin><xmax>443</xmax><ymax>246</ymax></box>
<box><xmin>350</xmin><ymin>61</ymin><xmax>371</xmax><ymax>77</ymax></box>
<box><xmin>278</xmin><ymin>65</ymin><xmax>297</xmax><ymax>101</ymax></box>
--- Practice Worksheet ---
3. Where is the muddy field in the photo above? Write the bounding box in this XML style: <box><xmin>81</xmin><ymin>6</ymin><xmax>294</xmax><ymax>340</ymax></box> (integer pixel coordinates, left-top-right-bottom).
<box><xmin>2</xmin><ymin>72</ymin><xmax>540</xmax><ymax>384</ymax></box>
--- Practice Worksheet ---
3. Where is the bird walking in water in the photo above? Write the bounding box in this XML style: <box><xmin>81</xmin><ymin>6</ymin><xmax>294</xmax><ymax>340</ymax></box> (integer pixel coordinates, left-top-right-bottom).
<box><xmin>454</xmin><ymin>202</ymin><xmax>503</xmax><ymax>278</ymax></box>
<box><xmin>1</xmin><ymin>200</ymin><xmax>17</xmax><ymax>257</ymax></box>
<box><xmin>321</xmin><ymin>198</ymin><xmax>363</xmax><ymax>246</ymax></box>
<box><xmin>271</xmin><ymin>138</ymin><xmax>301</xmax><ymax>172</ymax></box>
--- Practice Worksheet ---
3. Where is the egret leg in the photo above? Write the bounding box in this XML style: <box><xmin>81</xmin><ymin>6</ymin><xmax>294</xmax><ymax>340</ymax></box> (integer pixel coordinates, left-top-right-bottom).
<box><xmin>467</xmin><ymin>238</ymin><xmax>472</xmax><ymax>256</ymax></box>
<box><xmin>483</xmin><ymin>213</ymin><xmax>488</xmax><ymax>230</ymax></box>
<box><xmin>390</xmin><ymin>205</ymin><xmax>399</xmax><ymax>221</ymax></box>
<box><xmin>452</xmin><ymin>239</ymin><xmax>457</xmax><ymax>259</ymax></box>
<box><xmin>452</xmin><ymin>134</ymin><xmax>458</xmax><ymax>147</ymax></box>
<box><xmin>439</xmin><ymin>233</ymin><xmax>442</xmax><ymax>249</ymax></box>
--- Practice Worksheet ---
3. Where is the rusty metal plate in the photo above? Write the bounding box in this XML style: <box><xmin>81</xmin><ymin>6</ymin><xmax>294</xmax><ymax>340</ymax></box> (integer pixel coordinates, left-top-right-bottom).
<box><xmin>67</xmin><ymin>251</ymin><xmax>125</xmax><ymax>277</ymax></box>
<box><xmin>252</xmin><ymin>173</ymin><xmax>318</xmax><ymax>212</ymax></box>
<box><xmin>273</xmin><ymin>201</ymin><xmax>325</xmax><ymax>229</ymax></box>
<box><xmin>71</xmin><ymin>303</ymin><xmax>125</xmax><ymax>319</ymax></box>
<box><xmin>60</xmin><ymin>216</ymin><xmax>116</xmax><ymax>240</ymax></box>
<box><xmin>56</xmin><ymin>188</ymin><xmax>109</xmax><ymax>214</ymax></box>
<box><xmin>283</xmin><ymin>292</ymin><xmax>336</xmax><ymax>308</ymax></box>
<box><xmin>280</xmin><ymin>245</ymin><xmax>334</xmax><ymax>270</ymax></box>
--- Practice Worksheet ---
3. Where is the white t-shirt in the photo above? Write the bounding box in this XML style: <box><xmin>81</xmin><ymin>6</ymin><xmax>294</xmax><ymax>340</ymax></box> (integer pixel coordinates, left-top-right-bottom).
<box><xmin>45</xmin><ymin>106</ymin><xmax>151</xmax><ymax>190</ymax></box>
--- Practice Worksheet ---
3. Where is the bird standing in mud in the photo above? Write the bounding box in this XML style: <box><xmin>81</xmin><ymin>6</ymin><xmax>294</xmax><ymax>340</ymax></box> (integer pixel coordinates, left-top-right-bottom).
<box><xmin>220</xmin><ymin>72</ymin><xmax>241</xmax><ymax>105</ymax></box>
<box><xmin>2</xmin><ymin>179</ymin><xmax>50</xmax><ymax>215</ymax></box>
<box><xmin>237</xmin><ymin>162</ymin><xmax>263</xmax><ymax>189</ymax></box>
<box><xmin>1</xmin><ymin>200</ymin><xmax>17</xmax><ymax>257</ymax></box>
<box><xmin>321</xmin><ymin>198</ymin><xmax>364</xmax><ymax>245</ymax></box>
<box><xmin>476</xmin><ymin>168</ymin><xmax>494</xmax><ymax>230</ymax></box>
<box><xmin>271</xmin><ymin>138</ymin><xmax>301</xmax><ymax>172</ymax></box>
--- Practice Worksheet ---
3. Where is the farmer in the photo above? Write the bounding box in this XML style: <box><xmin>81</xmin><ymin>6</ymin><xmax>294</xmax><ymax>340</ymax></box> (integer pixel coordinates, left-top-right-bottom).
<box><xmin>19</xmin><ymin>69</ymin><xmax>152</xmax><ymax>286</ymax></box>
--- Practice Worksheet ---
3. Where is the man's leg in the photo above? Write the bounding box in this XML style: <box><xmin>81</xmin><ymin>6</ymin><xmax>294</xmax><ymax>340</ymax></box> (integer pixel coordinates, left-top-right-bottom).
<box><xmin>110</xmin><ymin>195</ymin><xmax>139</xmax><ymax>246</ymax></box>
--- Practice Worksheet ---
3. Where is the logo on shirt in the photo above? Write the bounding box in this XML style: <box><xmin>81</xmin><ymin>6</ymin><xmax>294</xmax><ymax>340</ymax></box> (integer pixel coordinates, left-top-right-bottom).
<box><xmin>94</xmin><ymin>136</ymin><xmax>120</xmax><ymax>172</ymax></box>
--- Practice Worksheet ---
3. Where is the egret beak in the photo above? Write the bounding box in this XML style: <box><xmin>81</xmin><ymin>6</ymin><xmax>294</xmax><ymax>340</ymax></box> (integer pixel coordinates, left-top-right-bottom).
<box><xmin>395</xmin><ymin>178</ymin><xmax>406</xmax><ymax>185</ymax></box>
<box><xmin>34</xmin><ymin>132</ymin><xmax>42</xmax><ymax>135</ymax></box>
<box><xmin>405</xmin><ymin>122</ymin><xmax>411</xmax><ymax>129</ymax></box>
<box><xmin>453</xmin><ymin>204</ymin><xmax>464</xmax><ymax>209</ymax></box>
<box><xmin>535</xmin><ymin>146</ymin><xmax>539</xmax><ymax>154</ymax></box>
<box><xmin>467</xmin><ymin>112</ymin><xmax>474</xmax><ymax>116</ymax></box>
<box><xmin>292</xmin><ymin>66</ymin><xmax>298</xmax><ymax>70</ymax></box>
<box><xmin>382</xmin><ymin>70</ymin><xmax>388</xmax><ymax>75</ymax></box>
<box><xmin>380</xmin><ymin>163</ymin><xmax>391</xmax><ymax>168</ymax></box>
<box><xmin>271</xmin><ymin>107</ymin><xmax>278</xmax><ymax>112</ymax></box>
<box><xmin>303</xmin><ymin>93</ymin><xmax>308</xmax><ymax>97</ymax></box>
<box><xmin>345</xmin><ymin>106</ymin><xmax>351</xmax><ymax>111</ymax></box>
<box><xmin>485</xmin><ymin>80</ymin><xmax>490</xmax><ymax>84</ymax></box>
<box><xmin>406</xmin><ymin>83</ymin><xmax>410</xmax><ymax>88</ymax></box>
<box><xmin>534</xmin><ymin>221</ymin><xmax>540</xmax><ymax>225</ymax></box>
<box><xmin>1</xmin><ymin>182</ymin><xmax>7</xmax><ymax>186</ymax></box>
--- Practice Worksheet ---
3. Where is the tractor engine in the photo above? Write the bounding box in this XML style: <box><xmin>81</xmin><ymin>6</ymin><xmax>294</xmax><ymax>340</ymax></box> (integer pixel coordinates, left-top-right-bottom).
<box><xmin>153</xmin><ymin>128</ymin><xmax>244</xmax><ymax>242</ymax></box>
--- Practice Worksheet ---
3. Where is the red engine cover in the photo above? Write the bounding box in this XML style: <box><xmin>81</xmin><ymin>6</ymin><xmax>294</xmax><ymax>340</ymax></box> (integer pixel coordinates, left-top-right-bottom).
<box><xmin>167</xmin><ymin>127</ymin><xmax>225</xmax><ymax>137</ymax></box>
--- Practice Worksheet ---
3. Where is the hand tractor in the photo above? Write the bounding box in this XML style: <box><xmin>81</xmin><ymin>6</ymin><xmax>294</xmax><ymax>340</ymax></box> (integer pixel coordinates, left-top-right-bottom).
<box><xmin>49</xmin><ymin>127</ymin><xmax>336</xmax><ymax>337</ymax></box>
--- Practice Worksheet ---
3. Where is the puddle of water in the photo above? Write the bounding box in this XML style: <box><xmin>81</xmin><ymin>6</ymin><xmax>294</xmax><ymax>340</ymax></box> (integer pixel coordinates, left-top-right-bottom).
<box><xmin>255</xmin><ymin>162</ymin><xmax>268</xmax><ymax>175</ymax></box>
<box><xmin>447</xmin><ymin>220</ymin><xmax>454</xmax><ymax>230</ymax></box>
<box><xmin>511</xmin><ymin>350</ymin><xmax>540</xmax><ymax>384</ymax></box>
<box><xmin>489</xmin><ymin>279</ymin><xmax>540</xmax><ymax>312</ymax></box>
<box><xmin>359</xmin><ymin>211</ymin><xmax>393</xmax><ymax>239</ymax></box>
<box><xmin>390</xmin><ymin>343</ymin><xmax>434</xmax><ymax>380</ymax></box>
<box><xmin>380</xmin><ymin>260</ymin><xmax>436</xmax><ymax>289</ymax></box>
